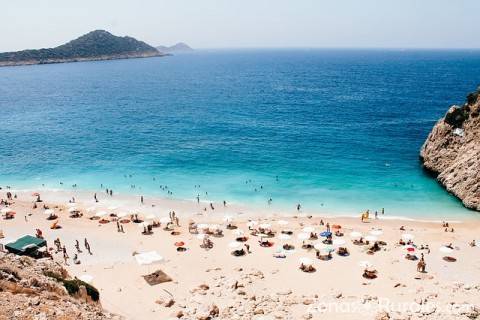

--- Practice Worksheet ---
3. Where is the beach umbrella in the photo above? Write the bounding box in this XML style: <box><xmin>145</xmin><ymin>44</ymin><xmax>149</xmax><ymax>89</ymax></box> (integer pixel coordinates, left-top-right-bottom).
<box><xmin>439</xmin><ymin>246</ymin><xmax>453</xmax><ymax>253</ymax></box>
<box><xmin>107</xmin><ymin>206</ymin><xmax>118</xmax><ymax>210</ymax></box>
<box><xmin>67</xmin><ymin>203</ymin><xmax>77</xmax><ymax>208</ymax></box>
<box><xmin>302</xmin><ymin>226</ymin><xmax>315</xmax><ymax>233</ymax></box>
<box><xmin>233</xmin><ymin>229</ymin><xmax>245</xmax><ymax>236</ymax></box>
<box><xmin>209</xmin><ymin>224</ymin><xmax>221</xmax><ymax>231</ymax></box>
<box><xmin>365</xmin><ymin>235</ymin><xmax>377</xmax><ymax>242</ymax></box>
<box><xmin>259</xmin><ymin>223</ymin><xmax>271</xmax><ymax>230</ymax></box>
<box><xmin>332</xmin><ymin>224</ymin><xmax>342</xmax><ymax>230</ymax></box>
<box><xmin>277</xmin><ymin>220</ymin><xmax>289</xmax><ymax>226</ymax></box>
<box><xmin>332</xmin><ymin>239</ymin><xmax>346</xmax><ymax>246</ymax></box>
<box><xmin>299</xmin><ymin>257</ymin><xmax>313</xmax><ymax>265</ymax></box>
<box><xmin>1</xmin><ymin>208</ymin><xmax>13</xmax><ymax>214</ymax></box>
<box><xmin>196</xmin><ymin>234</ymin><xmax>208</xmax><ymax>240</ymax></box>
<box><xmin>320</xmin><ymin>231</ymin><xmax>332</xmax><ymax>237</ymax></box>
<box><xmin>31</xmin><ymin>192</ymin><xmax>40</xmax><ymax>197</ymax></box>
<box><xmin>44</xmin><ymin>209</ymin><xmax>54</xmax><ymax>215</ymax></box>
<box><xmin>86</xmin><ymin>206</ymin><xmax>96</xmax><ymax>213</ymax></box>
<box><xmin>159</xmin><ymin>217</ymin><xmax>171</xmax><ymax>224</ymax></box>
<box><xmin>68</xmin><ymin>207</ymin><xmax>78</xmax><ymax>213</ymax></box>
<box><xmin>138</xmin><ymin>222</ymin><xmax>150</xmax><ymax>228</ymax></box>
<box><xmin>297</xmin><ymin>233</ymin><xmax>310</xmax><ymax>241</ymax></box>
<box><xmin>278</xmin><ymin>234</ymin><xmax>291</xmax><ymax>241</ymax></box>
<box><xmin>95</xmin><ymin>211</ymin><xmax>108</xmax><ymax>217</ymax></box>
<box><xmin>247</xmin><ymin>220</ymin><xmax>258</xmax><ymax>228</ymax></box>
<box><xmin>117</xmin><ymin>212</ymin><xmax>128</xmax><ymax>218</ymax></box>
<box><xmin>401</xmin><ymin>233</ymin><xmax>414</xmax><ymax>241</ymax></box>
<box><xmin>228</xmin><ymin>241</ymin><xmax>241</xmax><ymax>249</ymax></box>
<box><xmin>369</xmin><ymin>230</ymin><xmax>383</xmax><ymax>236</ymax></box>
<box><xmin>349</xmin><ymin>231</ymin><xmax>362</xmax><ymax>238</ymax></box>
<box><xmin>223</xmin><ymin>215</ymin><xmax>233</xmax><ymax>223</ymax></box>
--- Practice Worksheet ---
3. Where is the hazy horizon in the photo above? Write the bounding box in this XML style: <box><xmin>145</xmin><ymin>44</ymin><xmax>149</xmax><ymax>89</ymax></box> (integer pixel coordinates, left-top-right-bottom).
<box><xmin>2</xmin><ymin>0</ymin><xmax>479</xmax><ymax>52</ymax></box>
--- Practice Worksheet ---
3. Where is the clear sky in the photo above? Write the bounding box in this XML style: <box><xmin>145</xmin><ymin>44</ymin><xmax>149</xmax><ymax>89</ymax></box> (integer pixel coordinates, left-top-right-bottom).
<box><xmin>1</xmin><ymin>0</ymin><xmax>479</xmax><ymax>51</ymax></box>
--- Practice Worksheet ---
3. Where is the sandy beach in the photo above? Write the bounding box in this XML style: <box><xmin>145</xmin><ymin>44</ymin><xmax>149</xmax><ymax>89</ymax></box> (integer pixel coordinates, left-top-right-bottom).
<box><xmin>1</xmin><ymin>189</ymin><xmax>479</xmax><ymax>320</ymax></box>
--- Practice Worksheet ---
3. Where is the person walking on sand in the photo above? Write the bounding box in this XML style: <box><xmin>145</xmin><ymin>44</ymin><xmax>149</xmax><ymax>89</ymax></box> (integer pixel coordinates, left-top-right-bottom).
<box><xmin>75</xmin><ymin>240</ymin><xmax>82</xmax><ymax>253</ymax></box>
<box><xmin>84</xmin><ymin>238</ymin><xmax>92</xmax><ymax>255</ymax></box>
<box><xmin>94</xmin><ymin>193</ymin><xmax>98</xmax><ymax>202</ymax></box>
<box><xmin>326</xmin><ymin>223</ymin><xmax>330</xmax><ymax>232</ymax></box>
<box><xmin>375</xmin><ymin>211</ymin><xmax>378</xmax><ymax>219</ymax></box>
<box><xmin>141</xmin><ymin>196</ymin><xmax>144</xmax><ymax>204</ymax></box>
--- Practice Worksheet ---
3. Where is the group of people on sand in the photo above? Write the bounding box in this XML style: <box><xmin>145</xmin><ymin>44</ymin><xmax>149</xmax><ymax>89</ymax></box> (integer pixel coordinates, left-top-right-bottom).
<box><xmin>53</xmin><ymin>237</ymin><xmax>92</xmax><ymax>265</ymax></box>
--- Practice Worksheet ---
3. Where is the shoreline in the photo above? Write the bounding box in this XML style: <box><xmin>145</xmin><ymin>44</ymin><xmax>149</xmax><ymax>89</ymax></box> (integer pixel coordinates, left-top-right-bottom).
<box><xmin>5</xmin><ymin>186</ymin><xmax>480</xmax><ymax>223</ymax></box>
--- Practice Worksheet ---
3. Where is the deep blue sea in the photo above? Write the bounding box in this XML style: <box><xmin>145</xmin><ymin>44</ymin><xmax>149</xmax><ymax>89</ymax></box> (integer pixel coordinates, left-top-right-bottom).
<box><xmin>1</xmin><ymin>49</ymin><xmax>480</xmax><ymax>219</ymax></box>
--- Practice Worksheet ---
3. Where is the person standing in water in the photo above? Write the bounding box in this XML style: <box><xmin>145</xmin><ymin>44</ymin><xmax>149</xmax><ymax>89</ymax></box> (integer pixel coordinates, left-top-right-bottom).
<box><xmin>141</xmin><ymin>196</ymin><xmax>144</xmax><ymax>204</ymax></box>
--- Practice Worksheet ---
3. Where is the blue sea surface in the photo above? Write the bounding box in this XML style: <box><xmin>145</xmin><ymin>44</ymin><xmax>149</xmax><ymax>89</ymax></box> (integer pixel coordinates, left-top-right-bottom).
<box><xmin>1</xmin><ymin>49</ymin><xmax>480</xmax><ymax>218</ymax></box>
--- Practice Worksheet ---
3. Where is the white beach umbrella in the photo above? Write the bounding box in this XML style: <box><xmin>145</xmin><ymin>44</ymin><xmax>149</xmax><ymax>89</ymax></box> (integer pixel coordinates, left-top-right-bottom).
<box><xmin>302</xmin><ymin>226</ymin><xmax>315</xmax><ymax>233</ymax></box>
<box><xmin>95</xmin><ymin>211</ymin><xmax>108</xmax><ymax>217</ymax></box>
<box><xmin>197</xmin><ymin>234</ymin><xmax>208</xmax><ymax>240</ymax></box>
<box><xmin>365</xmin><ymin>235</ymin><xmax>378</xmax><ymax>242</ymax></box>
<box><xmin>209</xmin><ymin>224</ymin><xmax>221</xmax><ymax>231</ymax></box>
<box><xmin>67</xmin><ymin>203</ymin><xmax>77</xmax><ymax>208</ymax></box>
<box><xmin>68</xmin><ymin>207</ymin><xmax>78</xmax><ymax>213</ymax></box>
<box><xmin>86</xmin><ymin>206</ymin><xmax>96</xmax><ymax>213</ymax></box>
<box><xmin>277</xmin><ymin>220</ymin><xmax>289</xmax><ymax>226</ymax></box>
<box><xmin>278</xmin><ymin>234</ymin><xmax>291</xmax><ymax>241</ymax></box>
<box><xmin>349</xmin><ymin>231</ymin><xmax>362</xmax><ymax>238</ymax></box>
<box><xmin>439</xmin><ymin>246</ymin><xmax>453</xmax><ymax>253</ymax></box>
<box><xmin>228</xmin><ymin>241</ymin><xmax>241</xmax><ymax>249</ymax></box>
<box><xmin>223</xmin><ymin>215</ymin><xmax>233</xmax><ymax>223</ymax></box>
<box><xmin>107</xmin><ymin>206</ymin><xmax>118</xmax><ymax>210</ymax></box>
<box><xmin>401</xmin><ymin>233</ymin><xmax>414</xmax><ymax>241</ymax></box>
<box><xmin>247</xmin><ymin>220</ymin><xmax>258</xmax><ymax>228</ymax></box>
<box><xmin>299</xmin><ymin>257</ymin><xmax>313</xmax><ymax>265</ymax></box>
<box><xmin>332</xmin><ymin>239</ymin><xmax>346</xmax><ymax>246</ymax></box>
<box><xmin>233</xmin><ymin>229</ymin><xmax>245</xmax><ymax>236</ymax></box>
<box><xmin>44</xmin><ymin>209</ymin><xmax>54</xmax><ymax>215</ymax></box>
<box><xmin>138</xmin><ymin>222</ymin><xmax>150</xmax><ymax>228</ymax></box>
<box><xmin>259</xmin><ymin>223</ymin><xmax>271</xmax><ymax>230</ymax></box>
<box><xmin>369</xmin><ymin>230</ymin><xmax>383</xmax><ymax>236</ymax></box>
<box><xmin>1</xmin><ymin>208</ymin><xmax>13</xmax><ymax>214</ymax></box>
<box><xmin>297</xmin><ymin>233</ymin><xmax>310</xmax><ymax>241</ymax></box>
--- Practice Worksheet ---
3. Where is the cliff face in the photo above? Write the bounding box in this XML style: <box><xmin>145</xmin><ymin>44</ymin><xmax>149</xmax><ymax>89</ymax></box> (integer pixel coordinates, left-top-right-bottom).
<box><xmin>0</xmin><ymin>253</ymin><xmax>121</xmax><ymax>319</ymax></box>
<box><xmin>420</xmin><ymin>88</ymin><xmax>480</xmax><ymax>211</ymax></box>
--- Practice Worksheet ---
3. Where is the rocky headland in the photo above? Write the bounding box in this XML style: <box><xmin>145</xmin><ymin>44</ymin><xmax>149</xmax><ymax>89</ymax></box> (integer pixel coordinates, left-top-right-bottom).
<box><xmin>420</xmin><ymin>87</ymin><xmax>480</xmax><ymax>211</ymax></box>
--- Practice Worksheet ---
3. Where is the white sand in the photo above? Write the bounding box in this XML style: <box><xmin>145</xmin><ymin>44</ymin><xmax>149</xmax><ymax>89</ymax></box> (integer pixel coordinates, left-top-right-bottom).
<box><xmin>1</xmin><ymin>189</ymin><xmax>479</xmax><ymax>319</ymax></box>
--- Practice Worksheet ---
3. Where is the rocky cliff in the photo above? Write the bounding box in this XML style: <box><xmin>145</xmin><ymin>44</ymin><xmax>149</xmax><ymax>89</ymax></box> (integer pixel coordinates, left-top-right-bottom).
<box><xmin>420</xmin><ymin>87</ymin><xmax>480</xmax><ymax>211</ymax></box>
<box><xmin>0</xmin><ymin>253</ymin><xmax>120</xmax><ymax>319</ymax></box>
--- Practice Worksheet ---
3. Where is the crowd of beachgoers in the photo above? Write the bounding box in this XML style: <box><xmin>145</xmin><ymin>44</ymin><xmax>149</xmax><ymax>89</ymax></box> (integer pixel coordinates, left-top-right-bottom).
<box><xmin>1</xmin><ymin>186</ymin><xmax>479</xmax><ymax>319</ymax></box>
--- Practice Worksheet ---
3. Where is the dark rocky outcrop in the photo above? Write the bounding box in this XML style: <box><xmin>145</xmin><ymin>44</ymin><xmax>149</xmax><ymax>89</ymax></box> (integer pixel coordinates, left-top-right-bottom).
<box><xmin>420</xmin><ymin>87</ymin><xmax>480</xmax><ymax>211</ymax></box>
<box><xmin>0</xmin><ymin>30</ymin><xmax>163</xmax><ymax>67</ymax></box>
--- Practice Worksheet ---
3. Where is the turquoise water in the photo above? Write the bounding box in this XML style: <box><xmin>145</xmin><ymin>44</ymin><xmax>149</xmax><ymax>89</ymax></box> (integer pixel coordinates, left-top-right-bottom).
<box><xmin>1</xmin><ymin>49</ymin><xmax>480</xmax><ymax>218</ymax></box>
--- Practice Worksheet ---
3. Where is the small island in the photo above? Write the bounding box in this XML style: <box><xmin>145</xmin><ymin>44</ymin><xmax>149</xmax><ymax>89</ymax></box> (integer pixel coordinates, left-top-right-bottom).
<box><xmin>156</xmin><ymin>42</ymin><xmax>193</xmax><ymax>54</ymax></box>
<box><xmin>0</xmin><ymin>30</ymin><xmax>164</xmax><ymax>67</ymax></box>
